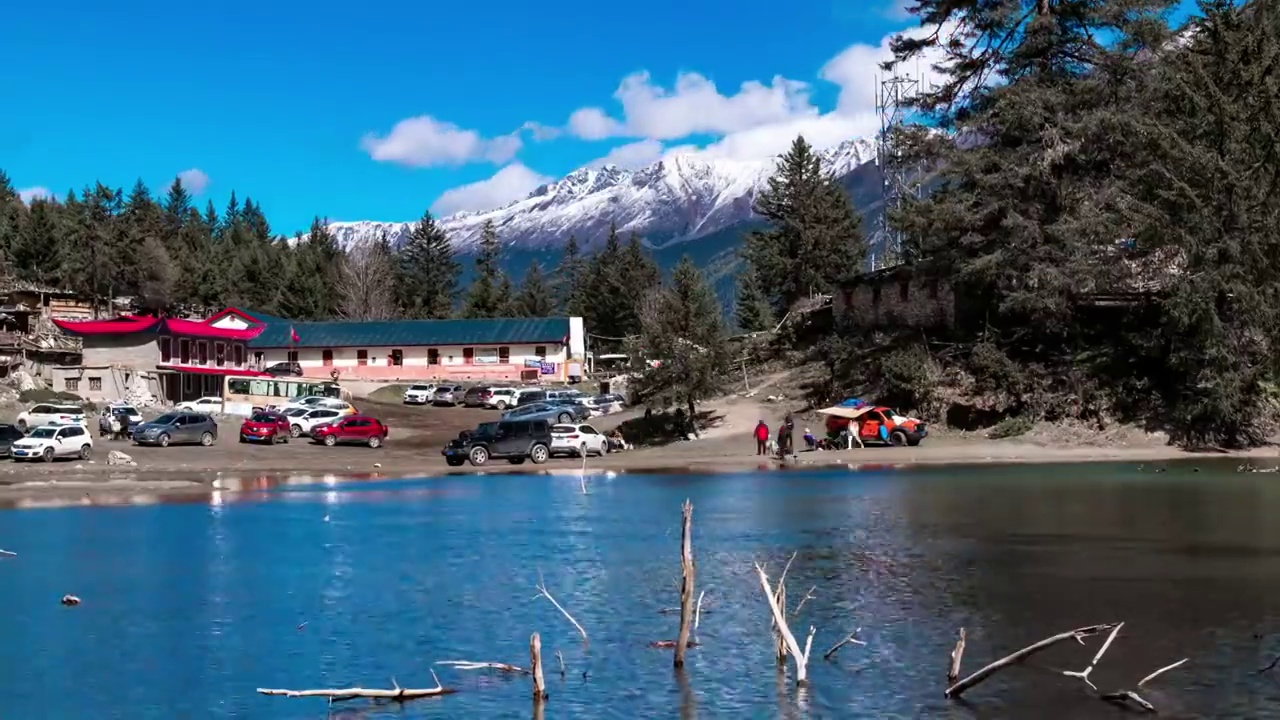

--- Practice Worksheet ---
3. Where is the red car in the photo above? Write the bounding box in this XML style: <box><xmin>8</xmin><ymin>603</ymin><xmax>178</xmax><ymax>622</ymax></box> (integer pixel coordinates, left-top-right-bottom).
<box><xmin>310</xmin><ymin>415</ymin><xmax>389</xmax><ymax>448</ymax></box>
<box><xmin>240</xmin><ymin>411</ymin><xmax>291</xmax><ymax>444</ymax></box>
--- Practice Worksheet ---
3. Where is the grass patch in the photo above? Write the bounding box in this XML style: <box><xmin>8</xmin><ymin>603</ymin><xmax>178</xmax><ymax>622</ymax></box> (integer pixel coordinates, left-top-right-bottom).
<box><xmin>988</xmin><ymin>415</ymin><xmax>1034</xmax><ymax>440</ymax></box>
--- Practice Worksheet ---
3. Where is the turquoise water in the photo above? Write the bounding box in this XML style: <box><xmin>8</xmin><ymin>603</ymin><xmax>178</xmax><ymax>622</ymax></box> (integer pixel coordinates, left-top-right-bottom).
<box><xmin>4</xmin><ymin>462</ymin><xmax>1280</xmax><ymax>718</ymax></box>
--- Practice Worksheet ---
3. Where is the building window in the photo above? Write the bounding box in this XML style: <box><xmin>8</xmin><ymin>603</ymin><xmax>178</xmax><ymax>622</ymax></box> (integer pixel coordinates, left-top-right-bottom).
<box><xmin>872</xmin><ymin>285</ymin><xmax>882</xmax><ymax>308</ymax></box>
<box><xmin>357</xmin><ymin>349</ymin><xmax>368</xmax><ymax>366</ymax></box>
<box><xmin>287</xmin><ymin>350</ymin><xmax>299</xmax><ymax>363</ymax></box>
<box><xmin>159</xmin><ymin>337</ymin><xmax>172</xmax><ymax>363</ymax></box>
<box><xmin>899</xmin><ymin>280</ymin><xmax>910</xmax><ymax>302</ymax></box>
<box><xmin>475</xmin><ymin>347</ymin><xmax>498</xmax><ymax>364</ymax></box>
<box><xmin>427</xmin><ymin>349</ymin><xmax>440</xmax><ymax>365</ymax></box>
<box><xmin>499</xmin><ymin>346</ymin><xmax>510</xmax><ymax>363</ymax></box>
<box><xmin>197</xmin><ymin>341</ymin><xmax>209</xmax><ymax>365</ymax></box>
<box><xmin>322</xmin><ymin>349</ymin><xmax>334</xmax><ymax>366</ymax></box>
<box><xmin>64</xmin><ymin>377</ymin><xmax>79</xmax><ymax>392</ymax></box>
<box><xmin>179</xmin><ymin>338</ymin><xmax>190</xmax><ymax>364</ymax></box>
<box><xmin>391</xmin><ymin>349</ymin><xmax>404</xmax><ymax>366</ymax></box>
<box><xmin>89</xmin><ymin>377</ymin><xmax>102</xmax><ymax>391</ymax></box>
<box><xmin>234</xmin><ymin>345</ymin><xmax>245</xmax><ymax>366</ymax></box>
<box><xmin>535</xmin><ymin>345</ymin><xmax>547</xmax><ymax>359</ymax></box>
<box><xmin>215</xmin><ymin>342</ymin><xmax>226</xmax><ymax>367</ymax></box>
<box><xmin>462</xmin><ymin>348</ymin><xmax>475</xmax><ymax>364</ymax></box>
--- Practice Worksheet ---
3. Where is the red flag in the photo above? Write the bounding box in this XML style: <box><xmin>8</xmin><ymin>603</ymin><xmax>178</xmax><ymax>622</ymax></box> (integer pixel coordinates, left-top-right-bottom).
<box><xmin>289</xmin><ymin>326</ymin><xmax>300</xmax><ymax>343</ymax></box>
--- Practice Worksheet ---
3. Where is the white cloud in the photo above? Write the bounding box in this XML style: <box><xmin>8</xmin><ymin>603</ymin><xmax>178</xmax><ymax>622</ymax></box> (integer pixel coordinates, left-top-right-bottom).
<box><xmin>430</xmin><ymin>163</ymin><xmax>553</xmax><ymax>216</ymax></box>
<box><xmin>568</xmin><ymin>71</ymin><xmax>813</xmax><ymax>141</ymax></box>
<box><xmin>17</xmin><ymin>187</ymin><xmax>52</xmax><ymax>205</ymax></box>
<box><xmin>177</xmin><ymin>168</ymin><xmax>210</xmax><ymax>195</ymax></box>
<box><xmin>588</xmin><ymin>139</ymin><xmax>666</xmax><ymax>169</ymax></box>
<box><xmin>362</xmin><ymin>115</ymin><xmax>522</xmax><ymax>167</ymax></box>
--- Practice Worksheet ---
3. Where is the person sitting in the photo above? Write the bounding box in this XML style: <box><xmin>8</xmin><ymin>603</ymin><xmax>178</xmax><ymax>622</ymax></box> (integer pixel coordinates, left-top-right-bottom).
<box><xmin>803</xmin><ymin>428</ymin><xmax>817</xmax><ymax>451</ymax></box>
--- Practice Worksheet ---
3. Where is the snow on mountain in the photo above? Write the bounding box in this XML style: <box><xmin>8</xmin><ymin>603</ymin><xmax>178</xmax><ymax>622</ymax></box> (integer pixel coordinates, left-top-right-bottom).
<box><xmin>321</xmin><ymin>137</ymin><xmax>879</xmax><ymax>253</ymax></box>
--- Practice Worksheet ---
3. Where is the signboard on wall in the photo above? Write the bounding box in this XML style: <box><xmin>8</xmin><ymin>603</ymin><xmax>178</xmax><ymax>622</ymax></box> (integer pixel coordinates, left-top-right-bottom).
<box><xmin>539</xmin><ymin>362</ymin><xmax>556</xmax><ymax>375</ymax></box>
<box><xmin>524</xmin><ymin>359</ymin><xmax>542</xmax><ymax>368</ymax></box>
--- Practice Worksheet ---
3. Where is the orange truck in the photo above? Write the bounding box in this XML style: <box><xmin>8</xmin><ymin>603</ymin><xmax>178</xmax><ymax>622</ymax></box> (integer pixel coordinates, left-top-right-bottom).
<box><xmin>821</xmin><ymin>405</ymin><xmax>928</xmax><ymax>447</ymax></box>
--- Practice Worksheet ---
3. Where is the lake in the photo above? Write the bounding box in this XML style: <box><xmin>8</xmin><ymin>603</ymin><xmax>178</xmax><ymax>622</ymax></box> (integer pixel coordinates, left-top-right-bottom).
<box><xmin>3</xmin><ymin>461</ymin><xmax>1280</xmax><ymax>719</ymax></box>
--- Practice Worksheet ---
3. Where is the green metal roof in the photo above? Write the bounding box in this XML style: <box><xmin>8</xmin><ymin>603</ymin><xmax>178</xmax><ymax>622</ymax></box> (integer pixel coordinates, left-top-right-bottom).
<box><xmin>248</xmin><ymin>317</ymin><xmax>572</xmax><ymax>349</ymax></box>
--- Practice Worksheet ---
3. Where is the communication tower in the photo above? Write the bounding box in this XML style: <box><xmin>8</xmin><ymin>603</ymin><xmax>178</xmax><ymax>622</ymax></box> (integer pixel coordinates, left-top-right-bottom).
<box><xmin>874</xmin><ymin>72</ymin><xmax>922</xmax><ymax>269</ymax></box>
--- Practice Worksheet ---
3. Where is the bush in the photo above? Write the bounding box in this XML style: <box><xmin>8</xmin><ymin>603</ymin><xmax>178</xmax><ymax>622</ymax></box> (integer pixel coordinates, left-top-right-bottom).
<box><xmin>988</xmin><ymin>415</ymin><xmax>1034</xmax><ymax>440</ymax></box>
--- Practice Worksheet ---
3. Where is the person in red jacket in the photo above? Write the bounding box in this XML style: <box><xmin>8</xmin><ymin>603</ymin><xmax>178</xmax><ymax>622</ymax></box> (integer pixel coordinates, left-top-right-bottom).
<box><xmin>753</xmin><ymin>420</ymin><xmax>769</xmax><ymax>455</ymax></box>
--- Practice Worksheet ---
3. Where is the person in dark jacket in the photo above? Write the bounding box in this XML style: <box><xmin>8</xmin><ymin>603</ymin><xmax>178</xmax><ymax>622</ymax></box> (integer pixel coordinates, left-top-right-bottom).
<box><xmin>754</xmin><ymin>420</ymin><xmax>769</xmax><ymax>455</ymax></box>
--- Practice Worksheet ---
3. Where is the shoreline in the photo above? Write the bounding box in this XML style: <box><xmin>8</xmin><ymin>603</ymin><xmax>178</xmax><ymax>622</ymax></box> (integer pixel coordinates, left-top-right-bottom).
<box><xmin>0</xmin><ymin>435</ymin><xmax>1275</xmax><ymax>509</ymax></box>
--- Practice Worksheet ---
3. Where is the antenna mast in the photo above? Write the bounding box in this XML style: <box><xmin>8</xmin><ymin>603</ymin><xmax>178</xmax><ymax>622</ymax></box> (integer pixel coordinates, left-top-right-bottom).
<box><xmin>874</xmin><ymin>72</ymin><xmax>922</xmax><ymax>269</ymax></box>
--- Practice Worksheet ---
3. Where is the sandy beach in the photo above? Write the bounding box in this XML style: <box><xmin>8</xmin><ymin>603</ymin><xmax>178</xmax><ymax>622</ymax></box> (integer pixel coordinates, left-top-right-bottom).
<box><xmin>1</xmin><ymin>392</ymin><xmax>1276</xmax><ymax>508</ymax></box>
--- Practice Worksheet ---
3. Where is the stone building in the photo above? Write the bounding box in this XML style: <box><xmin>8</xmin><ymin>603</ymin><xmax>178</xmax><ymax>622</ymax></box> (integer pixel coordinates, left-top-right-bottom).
<box><xmin>833</xmin><ymin>265</ymin><xmax>958</xmax><ymax>331</ymax></box>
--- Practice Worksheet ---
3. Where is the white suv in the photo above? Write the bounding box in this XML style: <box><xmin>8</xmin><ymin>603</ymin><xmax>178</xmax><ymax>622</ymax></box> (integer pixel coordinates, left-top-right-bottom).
<box><xmin>11</xmin><ymin>424</ymin><xmax>93</xmax><ymax>462</ymax></box>
<box><xmin>487</xmin><ymin>388</ymin><xmax>519</xmax><ymax>410</ymax></box>
<box><xmin>287</xmin><ymin>407</ymin><xmax>344</xmax><ymax>437</ymax></box>
<box><xmin>16</xmin><ymin>404</ymin><xmax>86</xmax><ymax>432</ymax></box>
<box><xmin>176</xmin><ymin>396</ymin><xmax>224</xmax><ymax>414</ymax></box>
<box><xmin>403</xmin><ymin>384</ymin><xmax>436</xmax><ymax>405</ymax></box>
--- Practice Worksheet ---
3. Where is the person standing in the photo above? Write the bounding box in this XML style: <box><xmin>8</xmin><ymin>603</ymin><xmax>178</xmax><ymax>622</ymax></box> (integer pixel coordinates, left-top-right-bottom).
<box><xmin>754</xmin><ymin>420</ymin><xmax>769</xmax><ymax>455</ymax></box>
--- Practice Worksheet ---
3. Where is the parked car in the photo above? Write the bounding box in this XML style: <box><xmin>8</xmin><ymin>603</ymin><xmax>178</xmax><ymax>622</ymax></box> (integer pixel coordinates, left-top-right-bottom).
<box><xmin>0</xmin><ymin>424</ymin><xmax>25</xmax><ymax>457</ymax></box>
<box><xmin>403</xmin><ymin>384</ymin><xmax>437</xmax><ymax>405</ymax></box>
<box><xmin>441</xmin><ymin>419</ymin><xmax>552</xmax><ymax>466</ymax></box>
<box><xmin>432</xmin><ymin>384</ymin><xmax>466</xmax><ymax>406</ymax></box>
<box><xmin>175</xmin><ymin>396</ymin><xmax>224</xmax><ymax>414</ymax></box>
<box><xmin>285</xmin><ymin>395</ymin><xmax>337</xmax><ymax>409</ymax></box>
<box><xmin>133</xmin><ymin>412</ymin><xmax>219</xmax><ymax>447</ymax></box>
<box><xmin>287</xmin><ymin>407</ymin><xmax>344</xmax><ymax>437</ymax></box>
<box><xmin>550</xmin><ymin>423</ymin><xmax>610</xmax><ymax>458</ymax></box>
<box><xmin>486</xmin><ymin>387</ymin><xmax>519</xmax><ymax>410</ymax></box>
<box><xmin>309</xmin><ymin>415</ymin><xmax>389</xmax><ymax>448</ymax></box>
<box><xmin>317</xmin><ymin>400</ymin><xmax>358</xmax><ymax>416</ymax></box>
<box><xmin>16</xmin><ymin>404</ymin><xmax>86</xmax><ymax>432</ymax></box>
<box><xmin>502</xmin><ymin>401</ymin><xmax>583</xmax><ymax>425</ymax></box>
<box><xmin>11</xmin><ymin>424</ymin><xmax>93</xmax><ymax>462</ymax></box>
<box><xmin>544</xmin><ymin>399</ymin><xmax>592</xmax><ymax>422</ymax></box>
<box><xmin>462</xmin><ymin>386</ymin><xmax>494</xmax><ymax>408</ymax></box>
<box><xmin>107</xmin><ymin>403</ymin><xmax>143</xmax><ymax>426</ymax></box>
<box><xmin>265</xmin><ymin>361</ymin><xmax>303</xmax><ymax>377</ymax></box>
<box><xmin>98</xmin><ymin>406</ymin><xmax>143</xmax><ymax>439</ymax></box>
<box><xmin>579</xmin><ymin>394</ymin><xmax>627</xmax><ymax>417</ymax></box>
<box><xmin>239</xmin><ymin>411</ymin><xmax>291</xmax><ymax>444</ymax></box>
<box><xmin>514</xmin><ymin>389</ymin><xmax>547</xmax><ymax>407</ymax></box>
<box><xmin>824</xmin><ymin>405</ymin><xmax>928</xmax><ymax>447</ymax></box>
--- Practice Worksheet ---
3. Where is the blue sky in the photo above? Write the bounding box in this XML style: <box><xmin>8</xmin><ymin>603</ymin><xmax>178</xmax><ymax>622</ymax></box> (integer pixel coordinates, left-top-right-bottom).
<box><xmin>0</xmin><ymin>0</ymin><xmax>1176</xmax><ymax>235</ymax></box>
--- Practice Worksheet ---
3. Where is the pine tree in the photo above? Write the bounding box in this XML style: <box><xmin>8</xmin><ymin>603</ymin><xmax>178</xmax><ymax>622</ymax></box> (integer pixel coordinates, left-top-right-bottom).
<box><xmin>743</xmin><ymin>136</ymin><xmax>865</xmax><ymax>314</ymax></box>
<box><xmin>462</xmin><ymin>220</ymin><xmax>510</xmax><ymax>318</ymax></box>
<box><xmin>619</xmin><ymin>232</ymin><xmax>661</xmax><ymax>332</ymax></box>
<box><xmin>582</xmin><ymin>223</ymin><xmax>630</xmax><ymax>342</ymax></box>
<box><xmin>0</xmin><ymin>171</ymin><xmax>22</xmax><ymax>274</ymax></box>
<box><xmin>735</xmin><ymin>263</ymin><xmax>774</xmax><ymax>332</ymax></box>
<box><xmin>396</xmin><ymin>209</ymin><xmax>458</xmax><ymax>318</ymax></box>
<box><xmin>628</xmin><ymin>256</ymin><xmax>730</xmax><ymax>433</ymax></box>
<box><xmin>13</xmin><ymin>198</ymin><xmax>62</xmax><ymax>286</ymax></box>
<box><xmin>556</xmin><ymin>234</ymin><xmax>587</xmax><ymax>315</ymax></box>
<box><xmin>515</xmin><ymin>261</ymin><xmax>555</xmax><ymax>317</ymax></box>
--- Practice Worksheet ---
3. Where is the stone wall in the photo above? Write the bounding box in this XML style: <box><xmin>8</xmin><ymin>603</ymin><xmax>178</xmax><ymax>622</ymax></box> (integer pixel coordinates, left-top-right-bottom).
<box><xmin>835</xmin><ymin>274</ymin><xmax>956</xmax><ymax>330</ymax></box>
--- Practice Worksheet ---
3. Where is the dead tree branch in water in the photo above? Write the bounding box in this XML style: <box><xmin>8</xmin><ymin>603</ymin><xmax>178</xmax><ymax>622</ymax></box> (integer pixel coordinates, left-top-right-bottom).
<box><xmin>674</xmin><ymin>499</ymin><xmax>696</xmax><ymax>668</ymax></box>
<box><xmin>1100</xmin><ymin>657</ymin><xmax>1189</xmax><ymax>714</ymax></box>
<box><xmin>945</xmin><ymin>622</ymin><xmax>1120</xmax><ymax>699</ymax></box>
<box><xmin>823</xmin><ymin>628</ymin><xmax>865</xmax><ymax>661</ymax></box>
<box><xmin>435</xmin><ymin>661</ymin><xmax>529</xmax><ymax>674</ymax></box>
<box><xmin>769</xmin><ymin>551</ymin><xmax>798</xmax><ymax>662</ymax></box>
<box><xmin>754</xmin><ymin>561</ymin><xmax>816</xmax><ymax>684</ymax></box>
<box><xmin>534</xmin><ymin>572</ymin><xmax>588</xmax><ymax>647</ymax></box>
<box><xmin>0</xmin><ymin>549</ymin><xmax>16</xmax><ymax>557</ymax></box>
<box><xmin>948</xmin><ymin>628</ymin><xmax>966</xmax><ymax>684</ymax></box>
<box><xmin>792</xmin><ymin>586</ymin><xmax>817</xmax><ymax>617</ymax></box>
<box><xmin>258</xmin><ymin>670</ymin><xmax>454</xmax><ymax>701</ymax></box>
<box><xmin>530</xmin><ymin>633</ymin><xmax>548</xmax><ymax>700</ymax></box>
<box><xmin>1063</xmin><ymin>622</ymin><xmax>1124</xmax><ymax>690</ymax></box>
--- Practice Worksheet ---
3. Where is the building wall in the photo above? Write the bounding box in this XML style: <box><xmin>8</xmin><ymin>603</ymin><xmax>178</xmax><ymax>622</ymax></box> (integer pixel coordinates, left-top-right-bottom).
<box><xmin>835</xmin><ymin>275</ymin><xmax>957</xmax><ymax>330</ymax></box>
<box><xmin>257</xmin><ymin>342</ymin><xmax>570</xmax><ymax>382</ymax></box>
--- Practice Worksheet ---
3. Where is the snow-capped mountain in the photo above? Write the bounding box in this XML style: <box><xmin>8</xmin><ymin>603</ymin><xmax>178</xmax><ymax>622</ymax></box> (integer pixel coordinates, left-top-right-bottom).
<box><xmin>322</xmin><ymin>137</ymin><xmax>879</xmax><ymax>253</ymax></box>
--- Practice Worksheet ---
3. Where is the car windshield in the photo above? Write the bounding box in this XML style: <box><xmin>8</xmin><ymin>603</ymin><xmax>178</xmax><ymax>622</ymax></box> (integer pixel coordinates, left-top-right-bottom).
<box><xmin>249</xmin><ymin>413</ymin><xmax>276</xmax><ymax>423</ymax></box>
<box><xmin>54</xmin><ymin>406</ymin><xmax>82</xmax><ymax>415</ymax></box>
<box><xmin>28</xmin><ymin>428</ymin><xmax>56</xmax><ymax>439</ymax></box>
<box><xmin>285</xmin><ymin>408</ymin><xmax>308</xmax><ymax>417</ymax></box>
<box><xmin>410</xmin><ymin>385</ymin><xmax>431</xmax><ymax>391</ymax></box>
<box><xmin>550</xmin><ymin>424</ymin><xmax>576</xmax><ymax>434</ymax></box>
<box><xmin>153</xmin><ymin>413</ymin><xmax>179</xmax><ymax>425</ymax></box>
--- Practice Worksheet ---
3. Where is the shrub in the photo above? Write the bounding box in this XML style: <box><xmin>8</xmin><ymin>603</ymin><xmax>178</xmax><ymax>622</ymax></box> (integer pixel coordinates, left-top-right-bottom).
<box><xmin>988</xmin><ymin>415</ymin><xmax>1034</xmax><ymax>440</ymax></box>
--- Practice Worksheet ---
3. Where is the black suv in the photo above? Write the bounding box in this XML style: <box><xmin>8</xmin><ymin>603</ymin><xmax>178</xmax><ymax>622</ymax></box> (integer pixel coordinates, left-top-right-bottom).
<box><xmin>442</xmin><ymin>419</ymin><xmax>552</xmax><ymax>467</ymax></box>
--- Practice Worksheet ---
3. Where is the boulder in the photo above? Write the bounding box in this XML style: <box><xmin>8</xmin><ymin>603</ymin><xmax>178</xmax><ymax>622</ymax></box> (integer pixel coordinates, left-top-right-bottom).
<box><xmin>107</xmin><ymin>450</ymin><xmax>136</xmax><ymax>466</ymax></box>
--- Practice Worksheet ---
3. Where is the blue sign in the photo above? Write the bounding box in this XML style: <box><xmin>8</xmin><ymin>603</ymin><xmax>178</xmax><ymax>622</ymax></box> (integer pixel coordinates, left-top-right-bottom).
<box><xmin>524</xmin><ymin>359</ymin><xmax>542</xmax><ymax>368</ymax></box>
<box><xmin>540</xmin><ymin>361</ymin><xmax>556</xmax><ymax>375</ymax></box>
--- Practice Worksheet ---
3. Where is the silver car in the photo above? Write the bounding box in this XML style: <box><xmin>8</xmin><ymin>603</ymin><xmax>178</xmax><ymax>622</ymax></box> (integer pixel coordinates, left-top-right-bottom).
<box><xmin>501</xmin><ymin>402</ymin><xmax>583</xmax><ymax>425</ymax></box>
<box><xmin>432</xmin><ymin>384</ymin><xmax>465</xmax><ymax>407</ymax></box>
<box><xmin>132</xmin><ymin>412</ymin><xmax>219</xmax><ymax>447</ymax></box>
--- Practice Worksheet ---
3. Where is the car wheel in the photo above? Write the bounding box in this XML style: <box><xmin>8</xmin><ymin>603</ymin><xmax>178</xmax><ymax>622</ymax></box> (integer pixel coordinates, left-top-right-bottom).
<box><xmin>323</xmin><ymin>435</ymin><xmax>337</xmax><ymax>447</ymax></box>
<box><xmin>368</xmin><ymin>436</ymin><xmax>382</xmax><ymax>449</ymax></box>
<box><xmin>200</xmin><ymin>432</ymin><xmax>214</xmax><ymax>447</ymax></box>
<box><xmin>890</xmin><ymin>430</ymin><xmax>908</xmax><ymax>447</ymax></box>
<box><xmin>469</xmin><ymin>446</ymin><xmax>489</xmax><ymax>466</ymax></box>
<box><xmin>558</xmin><ymin>412</ymin><xmax>572</xmax><ymax>424</ymax></box>
<box><xmin>530</xmin><ymin>443</ymin><xmax>550</xmax><ymax>465</ymax></box>
<box><xmin>42</xmin><ymin>447</ymin><xmax>54</xmax><ymax>463</ymax></box>
<box><xmin>291</xmin><ymin>424</ymin><xmax>302</xmax><ymax>438</ymax></box>
<box><xmin>79</xmin><ymin>444</ymin><xmax>91</xmax><ymax>460</ymax></box>
<box><xmin>158</xmin><ymin>433</ymin><xmax>170</xmax><ymax>448</ymax></box>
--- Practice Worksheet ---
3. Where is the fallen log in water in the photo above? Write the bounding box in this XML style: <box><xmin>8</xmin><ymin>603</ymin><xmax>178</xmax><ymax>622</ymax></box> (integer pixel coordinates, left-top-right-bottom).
<box><xmin>435</xmin><ymin>660</ymin><xmax>529</xmax><ymax>674</ymax></box>
<box><xmin>945</xmin><ymin>623</ymin><xmax>1120</xmax><ymax>699</ymax></box>
<box><xmin>535</xmin><ymin>573</ymin><xmax>588</xmax><ymax>647</ymax></box>
<box><xmin>258</xmin><ymin>670</ymin><xmax>454</xmax><ymax>701</ymax></box>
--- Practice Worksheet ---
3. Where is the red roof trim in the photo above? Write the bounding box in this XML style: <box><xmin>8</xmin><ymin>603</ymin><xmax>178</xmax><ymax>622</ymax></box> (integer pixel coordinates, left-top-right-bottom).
<box><xmin>162</xmin><ymin>318</ymin><xmax>264</xmax><ymax>341</ymax></box>
<box><xmin>205</xmin><ymin>307</ymin><xmax>265</xmax><ymax>326</ymax></box>
<box><xmin>155</xmin><ymin>365</ymin><xmax>272</xmax><ymax>377</ymax></box>
<box><xmin>52</xmin><ymin>316</ymin><xmax>161</xmax><ymax>335</ymax></box>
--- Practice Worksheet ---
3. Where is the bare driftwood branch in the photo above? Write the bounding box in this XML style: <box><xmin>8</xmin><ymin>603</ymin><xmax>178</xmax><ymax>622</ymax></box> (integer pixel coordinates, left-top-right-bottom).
<box><xmin>944</xmin><ymin>622</ymin><xmax>1121</xmax><ymax>699</ymax></box>
<box><xmin>823</xmin><ymin>628</ymin><xmax>865</xmax><ymax>660</ymax></box>
<box><xmin>772</xmin><ymin>552</ymin><xmax>798</xmax><ymax>662</ymax></box>
<box><xmin>1063</xmin><ymin>622</ymin><xmax>1124</xmax><ymax>690</ymax></box>
<box><xmin>535</xmin><ymin>572</ymin><xmax>588</xmax><ymax>647</ymax></box>
<box><xmin>792</xmin><ymin>586</ymin><xmax>817</xmax><ymax>617</ymax></box>
<box><xmin>531</xmin><ymin>633</ymin><xmax>547</xmax><ymax>700</ymax></box>
<box><xmin>948</xmin><ymin>628</ymin><xmax>966</xmax><ymax>684</ymax></box>
<box><xmin>0</xmin><ymin>549</ymin><xmax>16</xmax><ymax>557</ymax></box>
<box><xmin>258</xmin><ymin>670</ymin><xmax>454</xmax><ymax>701</ymax></box>
<box><xmin>555</xmin><ymin>650</ymin><xmax>565</xmax><ymax>678</ymax></box>
<box><xmin>755</xmin><ymin>561</ymin><xmax>815</xmax><ymax>684</ymax></box>
<box><xmin>1138</xmin><ymin>657</ymin><xmax>1187</xmax><ymax>687</ymax></box>
<box><xmin>1259</xmin><ymin>654</ymin><xmax>1280</xmax><ymax>674</ymax></box>
<box><xmin>435</xmin><ymin>661</ymin><xmax>529</xmax><ymax>674</ymax></box>
<box><xmin>1100</xmin><ymin>656</ymin><xmax>1189</xmax><ymax>714</ymax></box>
<box><xmin>695</xmin><ymin>590</ymin><xmax>706</xmax><ymax>632</ymax></box>
<box><xmin>674</xmin><ymin>499</ymin><xmax>696</xmax><ymax>668</ymax></box>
